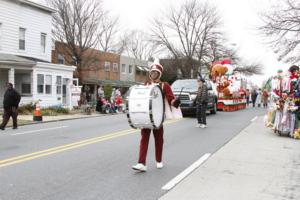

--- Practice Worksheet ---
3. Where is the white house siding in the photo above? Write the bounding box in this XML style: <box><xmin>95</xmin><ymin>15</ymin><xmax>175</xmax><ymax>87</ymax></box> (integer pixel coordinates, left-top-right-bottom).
<box><xmin>120</xmin><ymin>56</ymin><xmax>148</xmax><ymax>82</ymax></box>
<box><xmin>31</xmin><ymin>63</ymin><xmax>75</xmax><ymax>108</ymax></box>
<box><xmin>0</xmin><ymin>0</ymin><xmax>52</xmax><ymax>62</ymax></box>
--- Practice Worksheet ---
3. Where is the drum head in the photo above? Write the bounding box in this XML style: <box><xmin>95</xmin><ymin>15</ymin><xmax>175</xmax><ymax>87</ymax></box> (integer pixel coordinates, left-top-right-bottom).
<box><xmin>151</xmin><ymin>86</ymin><xmax>164</xmax><ymax>128</ymax></box>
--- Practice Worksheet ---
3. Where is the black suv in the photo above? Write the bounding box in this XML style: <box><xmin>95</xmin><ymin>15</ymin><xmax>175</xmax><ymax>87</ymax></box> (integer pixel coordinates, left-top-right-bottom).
<box><xmin>171</xmin><ymin>79</ymin><xmax>218</xmax><ymax>116</ymax></box>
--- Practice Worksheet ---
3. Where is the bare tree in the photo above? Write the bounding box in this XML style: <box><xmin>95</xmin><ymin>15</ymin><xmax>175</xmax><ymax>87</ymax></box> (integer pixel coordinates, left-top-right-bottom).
<box><xmin>151</xmin><ymin>0</ymin><xmax>222</xmax><ymax>78</ymax></box>
<box><xmin>48</xmin><ymin>0</ymin><xmax>103</xmax><ymax>69</ymax></box>
<box><xmin>260</xmin><ymin>0</ymin><xmax>300</xmax><ymax>63</ymax></box>
<box><xmin>201</xmin><ymin>39</ymin><xmax>240</xmax><ymax>69</ymax></box>
<box><xmin>234</xmin><ymin>63</ymin><xmax>263</xmax><ymax>76</ymax></box>
<box><xmin>98</xmin><ymin>14</ymin><xmax>120</xmax><ymax>52</ymax></box>
<box><xmin>121</xmin><ymin>30</ymin><xmax>161</xmax><ymax>61</ymax></box>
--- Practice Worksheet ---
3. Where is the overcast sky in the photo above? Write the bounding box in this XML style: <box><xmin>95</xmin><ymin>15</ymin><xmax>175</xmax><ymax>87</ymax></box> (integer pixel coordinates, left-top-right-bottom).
<box><xmin>36</xmin><ymin>0</ymin><xmax>288</xmax><ymax>86</ymax></box>
<box><xmin>102</xmin><ymin>0</ymin><xmax>288</xmax><ymax>85</ymax></box>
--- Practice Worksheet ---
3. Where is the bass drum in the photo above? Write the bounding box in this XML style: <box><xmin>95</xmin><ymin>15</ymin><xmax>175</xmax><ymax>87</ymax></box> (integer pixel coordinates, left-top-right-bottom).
<box><xmin>126</xmin><ymin>85</ymin><xmax>164</xmax><ymax>129</ymax></box>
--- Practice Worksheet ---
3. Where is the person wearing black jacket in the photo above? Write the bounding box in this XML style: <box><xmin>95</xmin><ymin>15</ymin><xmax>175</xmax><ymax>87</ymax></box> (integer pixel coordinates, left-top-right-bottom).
<box><xmin>0</xmin><ymin>83</ymin><xmax>21</xmax><ymax>130</ymax></box>
<box><xmin>196</xmin><ymin>76</ymin><xmax>208</xmax><ymax>128</ymax></box>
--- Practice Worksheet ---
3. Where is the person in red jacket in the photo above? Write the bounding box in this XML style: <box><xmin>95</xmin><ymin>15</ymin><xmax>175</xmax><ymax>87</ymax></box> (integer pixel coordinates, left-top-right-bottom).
<box><xmin>132</xmin><ymin>59</ymin><xmax>180</xmax><ymax>172</ymax></box>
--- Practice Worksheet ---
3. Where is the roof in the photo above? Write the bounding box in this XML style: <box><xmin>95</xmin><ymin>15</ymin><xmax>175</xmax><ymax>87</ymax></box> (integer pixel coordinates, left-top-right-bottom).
<box><xmin>0</xmin><ymin>53</ymin><xmax>36</xmax><ymax>66</ymax></box>
<box><xmin>19</xmin><ymin>0</ymin><xmax>56</xmax><ymax>13</ymax></box>
<box><xmin>18</xmin><ymin>55</ymin><xmax>50</xmax><ymax>63</ymax></box>
<box><xmin>82</xmin><ymin>78</ymin><xmax>142</xmax><ymax>87</ymax></box>
<box><xmin>0</xmin><ymin>53</ymin><xmax>76</xmax><ymax>72</ymax></box>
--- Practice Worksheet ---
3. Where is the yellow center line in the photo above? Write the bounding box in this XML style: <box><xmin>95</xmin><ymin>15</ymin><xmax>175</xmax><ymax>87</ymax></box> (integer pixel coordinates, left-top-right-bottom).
<box><xmin>0</xmin><ymin>129</ymin><xmax>135</xmax><ymax>165</ymax></box>
<box><xmin>0</xmin><ymin>118</ymin><xmax>185</xmax><ymax>168</ymax></box>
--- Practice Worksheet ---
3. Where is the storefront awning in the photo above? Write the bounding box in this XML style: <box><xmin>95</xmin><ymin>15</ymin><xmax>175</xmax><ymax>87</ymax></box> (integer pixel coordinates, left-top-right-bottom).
<box><xmin>136</xmin><ymin>66</ymin><xmax>144</xmax><ymax>71</ymax></box>
<box><xmin>81</xmin><ymin>78</ymin><xmax>142</xmax><ymax>87</ymax></box>
<box><xmin>143</xmin><ymin>66</ymin><xmax>150</xmax><ymax>71</ymax></box>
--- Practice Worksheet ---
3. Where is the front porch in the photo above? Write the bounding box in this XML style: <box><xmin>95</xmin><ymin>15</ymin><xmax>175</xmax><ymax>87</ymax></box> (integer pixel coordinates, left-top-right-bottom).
<box><xmin>0</xmin><ymin>67</ymin><xmax>34</xmax><ymax>107</ymax></box>
<box><xmin>0</xmin><ymin>53</ymin><xmax>76</xmax><ymax>109</ymax></box>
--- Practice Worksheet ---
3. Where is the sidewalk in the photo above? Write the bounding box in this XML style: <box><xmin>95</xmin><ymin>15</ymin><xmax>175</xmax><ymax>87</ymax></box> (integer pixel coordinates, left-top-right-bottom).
<box><xmin>160</xmin><ymin>116</ymin><xmax>300</xmax><ymax>200</ymax></box>
<box><xmin>18</xmin><ymin>113</ymin><xmax>105</xmax><ymax>122</ymax></box>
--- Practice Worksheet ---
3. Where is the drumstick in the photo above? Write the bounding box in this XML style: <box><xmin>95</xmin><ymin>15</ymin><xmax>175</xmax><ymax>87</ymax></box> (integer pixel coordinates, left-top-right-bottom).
<box><xmin>179</xmin><ymin>87</ymin><xmax>184</xmax><ymax>97</ymax></box>
<box><xmin>176</xmin><ymin>87</ymin><xmax>184</xmax><ymax>101</ymax></box>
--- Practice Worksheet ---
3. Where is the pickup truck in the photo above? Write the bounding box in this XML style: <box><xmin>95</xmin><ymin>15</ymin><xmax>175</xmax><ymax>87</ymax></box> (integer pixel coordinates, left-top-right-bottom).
<box><xmin>171</xmin><ymin>79</ymin><xmax>218</xmax><ymax>116</ymax></box>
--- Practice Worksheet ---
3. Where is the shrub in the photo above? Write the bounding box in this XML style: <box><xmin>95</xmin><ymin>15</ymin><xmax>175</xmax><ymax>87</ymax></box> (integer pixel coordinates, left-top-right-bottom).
<box><xmin>18</xmin><ymin>103</ymin><xmax>35</xmax><ymax>115</ymax></box>
<box><xmin>104</xmin><ymin>84</ymin><xmax>113</xmax><ymax>100</ymax></box>
<box><xmin>41</xmin><ymin>107</ymin><xmax>69</xmax><ymax>116</ymax></box>
<box><xmin>19</xmin><ymin>104</ymin><xmax>70</xmax><ymax>116</ymax></box>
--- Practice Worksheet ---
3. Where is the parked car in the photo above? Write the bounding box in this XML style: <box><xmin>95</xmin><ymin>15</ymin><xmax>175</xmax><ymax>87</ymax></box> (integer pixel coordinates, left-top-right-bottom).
<box><xmin>171</xmin><ymin>79</ymin><xmax>218</xmax><ymax>116</ymax></box>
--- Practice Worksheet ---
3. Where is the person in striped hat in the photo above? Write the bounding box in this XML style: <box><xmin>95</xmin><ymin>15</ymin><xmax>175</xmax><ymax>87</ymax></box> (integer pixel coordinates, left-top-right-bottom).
<box><xmin>132</xmin><ymin>58</ymin><xmax>180</xmax><ymax>172</ymax></box>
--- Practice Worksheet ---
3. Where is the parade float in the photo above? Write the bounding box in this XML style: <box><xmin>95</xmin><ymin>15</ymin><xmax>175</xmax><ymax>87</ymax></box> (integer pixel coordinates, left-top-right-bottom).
<box><xmin>210</xmin><ymin>59</ymin><xmax>247</xmax><ymax>112</ymax></box>
<box><xmin>265</xmin><ymin>66</ymin><xmax>300</xmax><ymax>139</ymax></box>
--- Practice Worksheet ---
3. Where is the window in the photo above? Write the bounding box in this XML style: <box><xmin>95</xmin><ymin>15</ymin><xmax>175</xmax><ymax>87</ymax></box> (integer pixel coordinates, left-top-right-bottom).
<box><xmin>45</xmin><ymin>75</ymin><xmax>52</xmax><ymax>94</ymax></box>
<box><xmin>58</xmin><ymin>54</ymin><xmax>65</xmax><ymax>64</ymax></box>
<box><xmin>56</xmin><ymin>76</ymin><xmax>62</xmax><ymax>95</ymax></box>
<box><xmin>121</xmin><ymin>64</ymin><xmax>126</xmax><ymax>73</ymax></box>
<box><xmin>128</xmin><ymin>65</ymin><xmax>133</xmax><ymax>74</ymax></box>
<box><xmin>71</xmin><ymin>56</ymin><xmax>77</xmax><ymax>65</ymax></box>
<box><xmin>22</xmin><ymin>83</ymin><xmax>31</xmax><ymax>94</ymax></box>
<box><xmin>37</xmin><ymin>74</ymin><xmax>44</xmax><ymax>94</ymax></box>
<box><xmin>104</xmin><ymin>61</ymin><xmax>110</xmax><ymax>71</ymax></box>
<box><xmin>94</xmin><ymin>60</ymin><xmax>100</xmax><ymax>69</ymax></box>
<box><xmin>113</xmin><ymin>63</ymin><xmax>118</xmax><ymax>72</ymax></box>
<box><xmin>19</xmin><ymin>28</ymin><xmax>26</xmax><ymax>50</ymax></box>
<box><xmin>41</xmin><ymin>33</ymin><xmax>46</xmax><ymax>53</ymax></box>
<box><xmin>21</xmin><ymin>74</ymin><xmax>31</xmax><ymax>94</ymax></box>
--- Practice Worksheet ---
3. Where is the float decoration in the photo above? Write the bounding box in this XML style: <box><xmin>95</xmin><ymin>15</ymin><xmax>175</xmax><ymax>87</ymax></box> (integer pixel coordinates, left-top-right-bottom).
<box><xmin>210</xmin><ymin>59</ymin><xmax>247</xmax><ymax>112</ymax></box>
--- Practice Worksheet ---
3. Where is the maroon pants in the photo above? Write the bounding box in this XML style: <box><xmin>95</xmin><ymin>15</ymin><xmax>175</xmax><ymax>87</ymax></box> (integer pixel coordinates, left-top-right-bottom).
<box><xmin>138</xmin><ymin>126</ymin><xmax>164</xmax><ymax>165</ymax></box>
<box><xmin>0</xmin><ymin>107</ymin><xmax>18</xmax><ymax>128</ymax></box>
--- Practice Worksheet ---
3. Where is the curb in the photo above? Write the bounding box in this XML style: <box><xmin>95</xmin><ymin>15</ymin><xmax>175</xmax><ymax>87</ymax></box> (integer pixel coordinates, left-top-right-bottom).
<box><xmin>7</xmin><ymin>112</ymin><xmax>123</xmax><ymax>128</ymax></box>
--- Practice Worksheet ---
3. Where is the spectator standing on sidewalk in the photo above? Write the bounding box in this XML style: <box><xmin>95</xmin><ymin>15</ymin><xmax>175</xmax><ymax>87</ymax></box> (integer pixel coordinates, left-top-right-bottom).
<box><xmin>245</xmin><ymin>89</ymin><xmax>250</xmax><ymax>106</ymax></box>
<box><xmin>196</xmin><ymin>75</ymin><xmax>208</xmax><ymax>128</ymax></box>
<box><xmin>96</xmin><ymin>86</ymin><xmax>104</xmax><ymax>113</ymax></box>
<box><xmin>115</xmin><ymin>88</ymin><xmax>121</xmax><ymax>97</ymax></box>
<box><xmin>0</xmin><ymin>83</ymin><xmax>21</xmax><ymax>130</ymax></box>
<box><xmin>111</xmin><ymin>88</ymin><xmax>116</xmax><ymax>103</ymax></box>
<box><xmin>256</xmin><ymin>88</ymin><xmax>262</xmax><ymax>107</ymax></box>
<box><xmin>97</xmin><ymin>86</ymin><xmax>104</xmax><ymax>98</ymax></box>
<box><xmin>262</xmin><ymin>90</ymin><xmax>269</xmax><ymax>108</ymax></box>
<box><xmin>251</xmin><ymin>88</ymin><xmax>258</xmax><ymax>107</ymax></box>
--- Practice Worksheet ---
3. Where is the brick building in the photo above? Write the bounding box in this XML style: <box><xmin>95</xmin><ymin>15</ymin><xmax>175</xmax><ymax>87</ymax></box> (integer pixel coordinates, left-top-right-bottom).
<box><xmin>52</xmin><ymin>42</ymin><xmax>149</xmax><ymax>102</ymax></box>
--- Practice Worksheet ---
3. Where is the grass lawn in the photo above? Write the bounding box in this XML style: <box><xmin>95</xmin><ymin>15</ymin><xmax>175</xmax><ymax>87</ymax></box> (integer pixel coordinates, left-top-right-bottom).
<box><xmin>6</xmin><ymin>119</ymin><xmax>34</xmax><ymax>127</ymax></box>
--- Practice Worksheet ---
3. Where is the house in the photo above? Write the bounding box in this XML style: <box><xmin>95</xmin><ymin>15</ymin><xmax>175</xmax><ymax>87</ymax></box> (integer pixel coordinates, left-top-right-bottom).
<box><xmin>52</xmin><ymin>43</ymin><xmax>150</xmax><ymax>100</ymax></box>
<box><xmin>120</xmin><ymin>56</ymin><xmax>149</xmax><ymax>84</ymax></box>
<box><xmin>53</xmin><ymin>42</ymin><xmax>123</xmax><ymax>100</ymax></box>
<box><xmin>0</xmin><ymin>0</ymin><xmax>77</xmax><ymax>108</ymax></box>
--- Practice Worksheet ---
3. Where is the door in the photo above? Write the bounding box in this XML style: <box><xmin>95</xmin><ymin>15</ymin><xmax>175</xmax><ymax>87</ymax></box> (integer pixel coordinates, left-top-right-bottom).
<box><xmin>62</xmin><ymin>78</ymin><xmax>69</xmax><ymax>105</ymax></box>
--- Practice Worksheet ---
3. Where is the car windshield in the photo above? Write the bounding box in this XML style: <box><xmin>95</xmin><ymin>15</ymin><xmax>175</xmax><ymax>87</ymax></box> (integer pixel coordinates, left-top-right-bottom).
<box><xmin>172</xmin><ymin>80</ymin><xmax>198</xmax><ymax>90</ymax></box>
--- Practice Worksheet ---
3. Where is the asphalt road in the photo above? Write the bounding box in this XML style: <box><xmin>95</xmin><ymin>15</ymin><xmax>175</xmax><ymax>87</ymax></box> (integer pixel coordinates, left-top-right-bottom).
<box><xmin>0</xmin><ymin>107</ymin><xmax>266</xmax><ymax>200</ymax></box>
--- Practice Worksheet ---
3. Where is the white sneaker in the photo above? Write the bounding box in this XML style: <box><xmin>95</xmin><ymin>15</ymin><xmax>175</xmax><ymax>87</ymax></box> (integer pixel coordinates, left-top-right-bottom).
<box><xmin>132</xmin><ymin>163</ymin><xmax>147</xmax><ymax>172</ymax></box>
<box><xmin>202</xmin><ymin>124</ymin><xmax>207</xmax><ymax>128</ymax></box>
<box><xmin>196</xmin><ymin>124</ymin><xmax>202</xmax><ymax>128</ymax></box>
<box><xmin>156</xmin><ymin>162</ymin><xmax>163</xmax><ymax>169</ymax></box>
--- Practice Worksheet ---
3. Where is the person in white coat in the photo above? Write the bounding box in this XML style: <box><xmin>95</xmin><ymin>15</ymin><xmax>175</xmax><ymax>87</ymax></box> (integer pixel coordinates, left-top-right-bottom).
<box><xmin>256</xmin><ymin>89</ymin><xmax>262</xmax><ymax>107</ymax></box>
